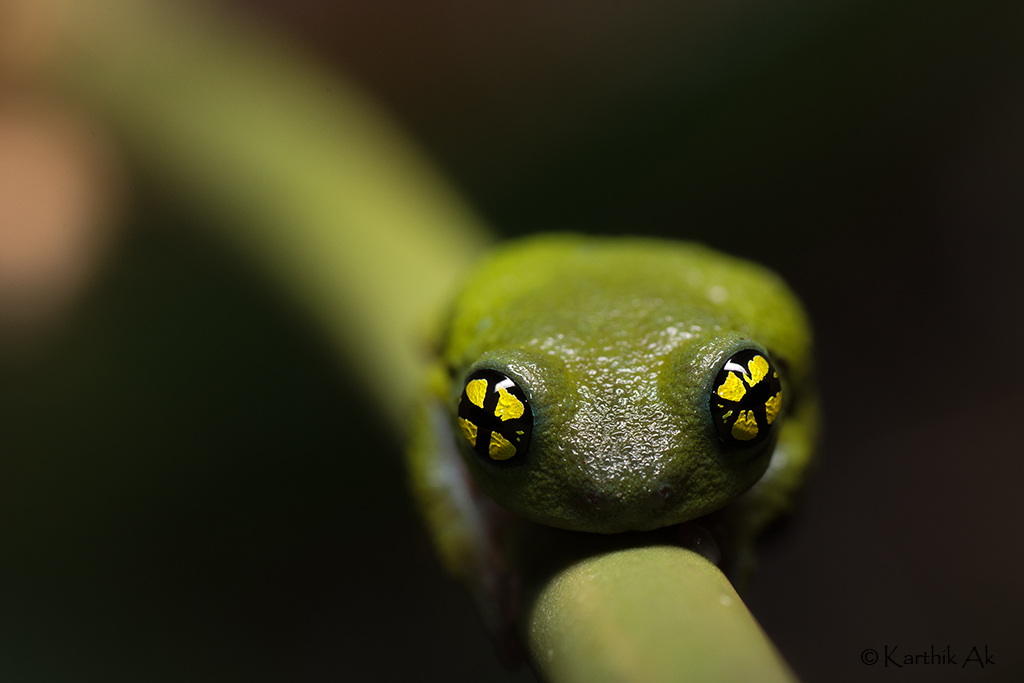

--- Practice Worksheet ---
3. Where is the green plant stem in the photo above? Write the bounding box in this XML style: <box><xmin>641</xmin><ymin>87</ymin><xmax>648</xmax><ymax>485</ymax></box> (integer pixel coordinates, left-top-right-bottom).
<box><xmin>47</xmin><ymin>0</ymin><xmax>491</xmax><ymax>428</ymax></box>
<box><xmin>528</xmin><ymin>547</ymin><xmax>796</xmax><ymax>683</ymax></box>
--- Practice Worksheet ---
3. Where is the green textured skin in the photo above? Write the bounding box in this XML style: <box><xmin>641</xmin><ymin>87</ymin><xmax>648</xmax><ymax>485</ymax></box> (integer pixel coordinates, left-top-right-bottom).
<box><xmin>415</xmin><ymin>233</ymin><xmax>815</xmax><ymax>541</ymax></box>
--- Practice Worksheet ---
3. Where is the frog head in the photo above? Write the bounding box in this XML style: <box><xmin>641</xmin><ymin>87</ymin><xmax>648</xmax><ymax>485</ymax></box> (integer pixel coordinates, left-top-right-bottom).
<box><xmin>442</xmin><ymin>235</ymin><xmax>811</xmax><ymax>534</ymax></box>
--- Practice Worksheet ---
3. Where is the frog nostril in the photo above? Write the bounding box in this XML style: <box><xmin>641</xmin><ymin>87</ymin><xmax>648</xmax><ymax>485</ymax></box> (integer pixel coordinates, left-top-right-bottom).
<box><xmin>658</xmin><ymin>485</ymin><xmax>672</xmax><ymax>500</ymax></box>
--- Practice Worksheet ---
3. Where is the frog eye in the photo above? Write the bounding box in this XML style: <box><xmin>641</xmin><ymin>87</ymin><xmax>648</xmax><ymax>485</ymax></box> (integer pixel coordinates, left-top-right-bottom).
<box><xmin>456</xmin><ymin>369</ymin><xmax>533</xmax><ymax>465</ymax></box>
<box><xmin>709</xmin><ymin>349</ymin><xmax>783</xmax><ymax>448</ymax></box>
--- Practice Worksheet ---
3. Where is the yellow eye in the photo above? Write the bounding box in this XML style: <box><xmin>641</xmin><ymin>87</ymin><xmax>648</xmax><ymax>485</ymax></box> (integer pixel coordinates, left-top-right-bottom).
<box><xmin>457</xmin><ymin>369</ymin><xmax>533</xmax><ymax>464</ymax></box>
<box><xmin>710</xmin><ymin>349</ymin><xmax>783</xmax><ymax>447</ymax></box>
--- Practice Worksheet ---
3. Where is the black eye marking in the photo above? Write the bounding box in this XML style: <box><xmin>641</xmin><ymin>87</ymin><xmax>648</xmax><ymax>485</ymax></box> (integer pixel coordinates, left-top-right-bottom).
<box><xmin>457</xmin><ymin>369</ymin><xmax>533</xmax><ymax>464</ymax></box>
<box><xmin>710</xmin><ymin>349</ymin><xmax>782</xmax><ymax>447</ymax></box>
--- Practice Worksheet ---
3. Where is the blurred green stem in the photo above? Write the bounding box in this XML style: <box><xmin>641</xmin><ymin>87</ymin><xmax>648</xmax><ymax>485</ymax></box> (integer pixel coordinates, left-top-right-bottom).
<box><xmin>48</xmin><ymin>0</ymin><xmax>490</xmax><ymax>428</ymax></box>
<box><xmin>528</xmin><ymin>547</ymin><xmax>796</xmax><ymax>683</ymax></box>
<box><xmin>41</xmin><ymin>1</ymin><xmax>798</xmax><ymax>680</ymax></box>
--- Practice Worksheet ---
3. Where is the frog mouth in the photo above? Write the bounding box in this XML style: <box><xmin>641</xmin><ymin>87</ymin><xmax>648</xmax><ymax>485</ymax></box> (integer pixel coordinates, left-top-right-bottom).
<box><xmin>673</xmin><ymin>519</ymin><xmax>722</xmax><ymax>565</ymax></box>
<box><xmin>488</xmin><ymin>500</ymin><xmax>738</xmax><ymax>587</ymax></box>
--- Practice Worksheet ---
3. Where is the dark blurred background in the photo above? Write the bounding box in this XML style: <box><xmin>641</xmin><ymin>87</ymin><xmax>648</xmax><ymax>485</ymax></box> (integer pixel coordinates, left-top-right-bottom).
<box><xmin>1</xmin><ymin>0</ymin><xmax>1022</xmax><ymax>680</ymax></box>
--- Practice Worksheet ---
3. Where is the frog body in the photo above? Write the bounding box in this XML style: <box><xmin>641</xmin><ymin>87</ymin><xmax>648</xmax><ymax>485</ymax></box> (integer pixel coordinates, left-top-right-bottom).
<box><xmin>407</xmin><ymin>234</ymin><xmax>819</xmax><ymax>636</ymax></box>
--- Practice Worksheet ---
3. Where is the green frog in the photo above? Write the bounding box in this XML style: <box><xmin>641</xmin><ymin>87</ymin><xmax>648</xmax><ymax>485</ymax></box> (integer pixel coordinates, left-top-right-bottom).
<box><xmin>407</xmin><ymin>233</ymin><xmax>819</xmax><ymax>652</ymax></box>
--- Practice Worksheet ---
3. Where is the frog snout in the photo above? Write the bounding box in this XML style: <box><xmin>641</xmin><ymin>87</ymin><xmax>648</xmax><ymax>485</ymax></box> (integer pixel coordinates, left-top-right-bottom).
<box><xmin>579</xmin><ymin>480</ymin><xmax>683</xmax><ymax>533</ymax></box>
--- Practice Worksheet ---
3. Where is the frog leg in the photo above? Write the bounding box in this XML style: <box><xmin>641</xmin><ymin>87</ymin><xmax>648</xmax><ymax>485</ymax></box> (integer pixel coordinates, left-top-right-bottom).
<box><xmin>710</xmin><ymin>390</ymin><xmax>821</xmax><ymax>590</ymax></box>
<box><xmin>407</xmin><ymin>396</ymin><xmax>523</xmax><ymax>664</ymax></box>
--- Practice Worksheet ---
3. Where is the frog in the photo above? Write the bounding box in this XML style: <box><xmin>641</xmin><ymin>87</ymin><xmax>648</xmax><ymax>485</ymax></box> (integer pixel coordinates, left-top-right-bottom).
<box><xmin>407</xmin><ymin>233</ymin><xmax>819</xmax><ymax>657</ymax></box>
